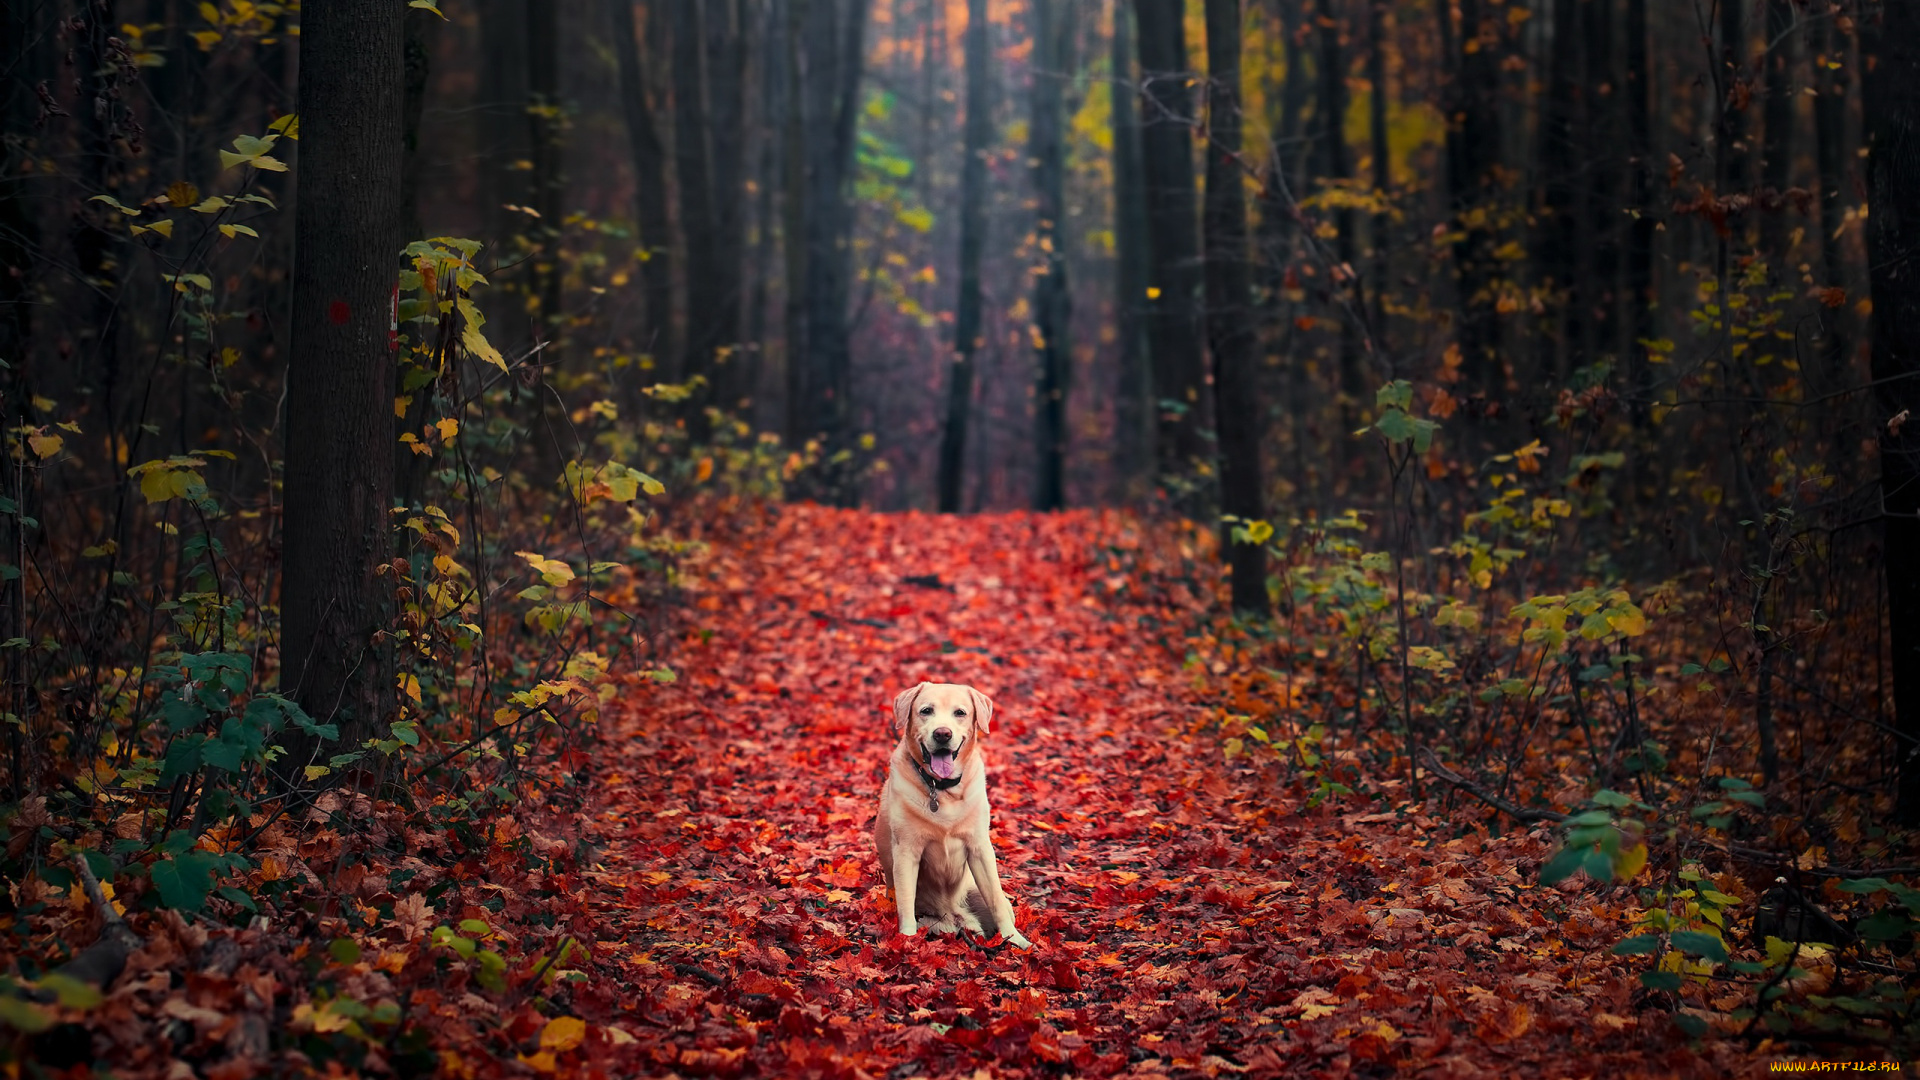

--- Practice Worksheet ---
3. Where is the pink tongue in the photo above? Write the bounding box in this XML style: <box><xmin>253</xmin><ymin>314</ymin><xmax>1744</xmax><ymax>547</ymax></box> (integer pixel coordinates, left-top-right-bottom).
<box><xmin>929</xmin><ymin>754</ymin><xmax>958</xmax><ymax>779</ymax></box>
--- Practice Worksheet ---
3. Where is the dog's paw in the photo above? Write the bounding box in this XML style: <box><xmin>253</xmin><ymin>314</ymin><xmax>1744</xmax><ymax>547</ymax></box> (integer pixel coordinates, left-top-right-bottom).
<box><xmin>921</xmin><ymin>918</ymin><xmax>960</xmax><ymax>936</ymax></box>
<box><xmin>1006</xmin><ymin>930</ymin><xmax>1033</xmax><ymax>950</ymax></box>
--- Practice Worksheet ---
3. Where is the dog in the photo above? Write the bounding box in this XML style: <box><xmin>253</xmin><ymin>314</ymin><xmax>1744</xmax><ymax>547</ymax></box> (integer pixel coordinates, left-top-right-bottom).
<box><xmin>873</xmin><ymin>681</ymin><xmax>1032</xmax><ymax>949</ymax></box>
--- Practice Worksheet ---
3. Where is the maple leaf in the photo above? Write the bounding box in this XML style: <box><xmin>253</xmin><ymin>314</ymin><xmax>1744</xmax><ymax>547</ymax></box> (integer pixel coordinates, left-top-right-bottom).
<box><xmin>390</xmin><ymin>893</ymin><xmax>434</xmax><ymax>941</ymax></box>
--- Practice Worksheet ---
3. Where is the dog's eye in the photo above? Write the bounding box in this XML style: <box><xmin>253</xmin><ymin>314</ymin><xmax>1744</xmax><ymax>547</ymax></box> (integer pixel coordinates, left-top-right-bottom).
<box><xmin>919</xmin><ymin>706</ymin><xmax>933</xmax><ymax>715</ymax></box>
<box><xmin>954</xmin><ymin>710</ymin><xmax>966</xmax><ymax>717</ymax></box>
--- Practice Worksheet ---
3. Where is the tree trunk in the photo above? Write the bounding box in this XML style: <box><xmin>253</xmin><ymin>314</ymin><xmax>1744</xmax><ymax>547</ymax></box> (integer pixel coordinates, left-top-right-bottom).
<box><xmin>478</xmin><ymin>0</ymin><xmax>532</xmax><ymax>356</ymax></box>
<box><xmin>1440</xmin><ymin>0</ymin><xmax>1501</xmax><ymax>398</ymax></box>
<box><xmin>939</xmin><ymin>0</ymin><xmax>991</xmax><ymax>513</ymax></box>
<box><xmin>1813</xmin><ymin>6</ymin><xmax>1851</xmax><ymax>386</ymax></box>
<box><xmin>1110</xmin><ymin>0</ymin><xmax>1154</xmax><ymax>503</ymax></box>
<box><xmin>1624</xmin><ymin>0</ymin><xmax>1655</xmax><ymax>426</ymax></box>
<box><xmin>1316</xmin><ymin>0</ymin><xmax>1360</xmax><ymax>415</ymax></box>
<box><xmin>526</xmin><ymin>0</ymin><xmax>562</xmax><ymax>348</ymax></box>
<box><xmin>606</xmin><ymin>0</ymin><xmax>678</xmax><ymax>393</ymax></box>
<box><xmin>1720</xmin><ymin>0</ymin><xmax>1750</xmax><ymax>199</ymax></box>
<box><xmin>1582</xmin><ymin>0</ymin><xmax>1619</xmax><ymax>373</ymax></box>
<box><xmin>788</xmin><ymin>0</ymin><xmax>871</xmax><ymax>504</ymax></box>
<box><xmin>1535</xmin><ymin>0</ymin><xmax>1581</xmax><ymax>383</ymax></box>
<box><xmin>396</xmin><ymin>6</ymin><xmax>439</xmax><ymax>509</ymax></box>
<box><xmin>1863</xmin><ymin>0</ymin><xmax>1920</xmax><ymax>823</ymax></box>
<box><xmin>281</xmin><ymin>0</ymin><xmax>402</xmax><ymax>749</ymax></box>
<box><xmin>1759</xmin><ymin>0</ymin><xmax>1796</xmax><ymax>261</ymax></box>
<box><xmin>1133</xmin><ymin>0</ymin><xmax>1212</xmax><ymax>513</ymax></box>
<box><xmin>1031</xmin><ymin>0</ymin><xmax>1072</xmax><ymax>511</ymax></box>
<box><xmin>673</xmin><ymin>0</ymin><xmax>749</xmax><ymax>433</ymax></box>
<box><xmin>1205</xmin><ymin>0</ymin><xmax>1268</xmax><ymax>616</ymax></box>
<box><xmin>1365</xmin><ymin>0</ymin><xmax>1391</xmax><ymax>339</ymax></box>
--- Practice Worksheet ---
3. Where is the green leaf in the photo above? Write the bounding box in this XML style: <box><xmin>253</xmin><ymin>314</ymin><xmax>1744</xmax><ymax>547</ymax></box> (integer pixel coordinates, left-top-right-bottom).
<box><xmin>1611</xmin><ymin>934</ymin><xmax>1663</xmax><ymax>956</ymax></box>
<box><xmin>1671</xmin><ymin>1012</ymin><xmax>1708</xmax><ymax>1037</ymax></box>
<box><xmin>0</xmin><ymin>996</ymin><xmax>53</xmax><ymax>1033</ymax></box>
<box><xmin>37</xmin><ymin>972</ymin><xmax>103</xmax><ymax>1010</ymax></box>
<box><xmin>1539</xmin><ymin>844</ymin><xmax>1585</xmax><ymax>886</ymax></box>
<box><xmin>1567</xmin><ymin>809</ymin><xmax>1612</xmax><ymax>826</ymax></box>
<box><xmin>150</xmin><ymin>850</ymin><xmax>219</xmax><ymax>914</ymax></box>
<box><xmin>1375</xmin><ymin>380</ymin><xmax>1413</xmax><ymax>411</ymax></box>
<box><xmin>329</xmin><ymin>937</ymin><xmax>362</xmax><ymax>965</ymax></box>
<box><xmin>1639</xmin><ymin>970</ymin><xmax>1682</xmax><ymax>992</ymax></box>
<box><xmin>1669</xmin><ymin>930</ymin><xmax>1728</xmax><ymax>963</ymax></box>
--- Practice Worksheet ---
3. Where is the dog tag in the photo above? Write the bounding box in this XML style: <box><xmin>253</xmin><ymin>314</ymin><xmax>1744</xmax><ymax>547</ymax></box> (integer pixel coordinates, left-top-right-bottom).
<box><xmin>928</xmin><ymin>793</ymin><xmax>940</xmax><ymax>813</ymax></box>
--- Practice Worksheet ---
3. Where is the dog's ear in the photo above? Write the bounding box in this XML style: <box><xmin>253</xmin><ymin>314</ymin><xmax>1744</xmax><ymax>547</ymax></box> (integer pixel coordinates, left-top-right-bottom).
<box><xmin>967</xmin><ymin>686</ymin><xmax>994</xmax><ymax>736</ymax></box>
<box><xmin>891</xmin><ymin>682</ymin><xmax>929</xmax><ymax>737</ymax></box>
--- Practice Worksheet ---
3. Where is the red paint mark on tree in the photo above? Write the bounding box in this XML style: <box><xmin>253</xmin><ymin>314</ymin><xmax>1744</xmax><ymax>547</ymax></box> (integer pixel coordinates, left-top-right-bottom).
<box><xmin>328</xmin><ymin>300</ymin><xmax>351</xmax><ymax>325</ymax></box>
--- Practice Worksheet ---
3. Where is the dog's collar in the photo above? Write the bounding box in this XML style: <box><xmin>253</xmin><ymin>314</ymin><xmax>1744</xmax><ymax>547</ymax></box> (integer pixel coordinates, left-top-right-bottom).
<box><xmin>913</xmin><ymin>756</ymin><xmax>963</xmax><ymax>792</ymax></box>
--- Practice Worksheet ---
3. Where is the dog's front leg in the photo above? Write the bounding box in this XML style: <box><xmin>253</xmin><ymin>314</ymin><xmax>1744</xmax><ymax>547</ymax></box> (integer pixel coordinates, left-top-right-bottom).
<box><xmin>889</xmin><ymin>839</ymin><xmax>922</xmax><ymax>937</ymax></box>
<box><xmin>964</xmin><ymin>839</ymin><xmax>1032</xmax><ymax>949</ymax></box>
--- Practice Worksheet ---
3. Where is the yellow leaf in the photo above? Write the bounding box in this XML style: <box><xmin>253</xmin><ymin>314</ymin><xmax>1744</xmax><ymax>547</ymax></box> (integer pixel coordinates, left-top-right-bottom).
<box><xmin>304</xmin><ymin>765</ymin><xmax>330</xmax><ymax>781</ymax></box>
<box><xmin>394</xmin><ymin>395</ymin><xmax>412</xmax><ymax>419</ymax></box>
<box><xmin>139</xmin><ymin>469</ymin><xmax>173</xmax><ymax>504</ymax></box>
<box><xmin>462</xmin><ymin>322</ymin><xmax>506</xmax><ymax>372</ymax></box>
<box><xmin>1607</xmin><ymin>604</ymin><xmax>1649</xmax><ymax>637</ymax></box>
<box><xmin>192</xmin><ymin>29</ymin><xmax>222</xmax><ymax>50</ymax></box>
<box><xmin>826</xmin><ymin>889</ymin><xmax>853</xmax><ymax>902</ymax></box>
<box><xmin>26</xmin><ymin>432</ymin><xmax>61</xmax><ymax>459</ymax></box>
<box><xmin>164</xmin><ymin>181</ymin><xmax>200</xmax><ymax>207</ymax></box>
<box><xmin>398</xmin><ymin>673</ymin><xmax>422</xmax><ymax>704</ymax></box>
<box><xmin>539</xmin><ymin>1016</ymin><xmax>587</xmax><ymax>1053</ymax></box>
<box><xmin>435</xmin><ymin>418</ymin><xmax>459</xmax><ymax>442</ymax></box>
<box><xmin>133</xmin><ymin>219</ymin><xmax>174</xmax><ymax>238</ymax></box>
<box><xmin>696</xmin><ymin>456</ymin><xmax>714</xmax><ymax>483</ymax></box>
<box><xmin>1145</xmin><ymin>286</ymin><xmax>1161</xmax><ymax>299</ymax></box>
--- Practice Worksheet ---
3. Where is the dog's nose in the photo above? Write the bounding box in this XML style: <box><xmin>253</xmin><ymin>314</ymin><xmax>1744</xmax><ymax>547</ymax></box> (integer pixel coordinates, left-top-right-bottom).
<box><xmin>932</xmin><ymin>727</ymin><xmax>953</xmax><ymax>744</ymax></box>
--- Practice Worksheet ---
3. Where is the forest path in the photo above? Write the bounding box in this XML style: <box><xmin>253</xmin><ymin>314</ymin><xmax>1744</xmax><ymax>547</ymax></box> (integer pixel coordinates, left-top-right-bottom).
<box><xmin>581</xmin><ymin>506</ymin><xmax>1720</xmax><ymax>1078</ymax></box>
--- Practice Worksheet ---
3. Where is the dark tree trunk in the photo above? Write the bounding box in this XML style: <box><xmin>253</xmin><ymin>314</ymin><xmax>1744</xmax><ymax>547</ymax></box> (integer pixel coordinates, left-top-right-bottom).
<box><xmin>396</xmin><ymin>6</ymin><xmax>439</xmax><ymax>509</ymax></box>
<box><xmin>1205</xmin><ymin>0</ymin><xmax>1268</xmax><ymax>616</ymax></box>
<box><xmin>607</xmin><ymin>0</ymin><xmax>678</xmax><ymax>391</ymax></box>
<box><xmin>1624</xmin><ymin>0</ymin><xmax>1655</xmax><ymax>425</ymax></box>
<box><xmin>1438</xmin><ymin>0</ymin><xmax>1500</xmax><ymax>397</ymax></box>
<box><xmin>1316</xmin><ymin>0</ymin><xmax>1360</xmax><ymax>414</ymax></box>
<box><xmin>478</xmin><ymin>0</ymin><xmax>532</xmax><ymax>354</ymax></box>
<box><xmin>1720</xmin><ymin>0</ymin><xmax>1750</xmax><ymax>198</ymax></box>
<box><xmin>1031</xmin><ymin>0</ymin><xmax>1072</xmax><ymax>511</ymax></box>
<box><xmin>1759</xmin><ymin>0</ymin><xmax>1796</xmax><ymax>261</ymax></box>
<box><xmin>1535</xmin><ymin>0</ymin><xmax>1581</xmax><ymax>383</ymax></box>
<box><xmin>787</xmin><ymin>0</ymin><xmax>870</xmax><ymax>504</ymax></box>
<box><xmin>1133</xmin><ymin>0</ymin><xmax>1211</xmax><ymax>512</ymax></box>
<box><xmin>1813</xmin><ymin>6</ymin><xmax>1852</xmax><ymax>386</ymax></box>
<box><xmin>526</xmin><ymin>0</ymin><xmax>562</xmax><ymax>349</ymax></box>
<box><xmin>281</xmin><ymin>0</ymin><xmax>403</xmax><ymax>748</ymax></box>
<box><xmin>1582</xmin><ymin>0</ymin><xmax>1619</xmax><ymax>373</ymax></box>
<box><xmin>705</xmin><ymin>1</ymin><xmax>750</xmax><ymax>416</ymax></box>
<box><xmin>673</xmin><ymin>0</ymin><xmax>749</xmax><ymax>433</ymax></box>
<box><xmin>1110</xmin><ymin>0</ymin><xmax>1153</xmax><ymax>503</ymax></box>
<box><xmin>1864</xmin><ymin>0</ymin><xmax>1920</xmax><ymax>823</ymax></box>
<box><xmin>1365</xmin><ymin>0</ymin><xmax>1390</xmax><ymax>337</ymax></box>
<box><xmin>939</xmin><ymin>0</ymin><xmax>991</xmax><ymax>514</ymax></box>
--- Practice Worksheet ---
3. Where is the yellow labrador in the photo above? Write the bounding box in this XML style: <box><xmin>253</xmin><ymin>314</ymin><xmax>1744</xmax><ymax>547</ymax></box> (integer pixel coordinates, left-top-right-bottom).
<box><xmin>873</xmin><ymin>681</ymin><xmax>1032</xmax><ymax>949</ymax></box>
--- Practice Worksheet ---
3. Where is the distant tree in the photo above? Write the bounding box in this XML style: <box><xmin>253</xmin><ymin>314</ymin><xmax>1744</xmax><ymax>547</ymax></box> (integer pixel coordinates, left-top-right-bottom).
<box><xmin>939</xmin><ymin>0</ymin><xmax>992</xmax><ymax>514</ymax></box>
<box><xmin>1132</xmin><ymin>0</ymin><xmax>1210</xmax><ymax>511</ymax></box>
<box><xmin>1030</xmin><ymin>0</ymin><xmax>1073</xmax><ymax>511</ymax></box>
<box><xmin>785</xmin><ymin>0</ymin><xmax>872</xmax><ymax>504</ymax></box>
<box><xmin>1204</xmin><ymin>0</ymin><xmax>1268</xmax><ymax>616</ymax></box>
<box><xmin>1864</xmin><ymin>0</ymin><xmax>1920</xmax><ymax>822</ymax></box>
<box><xmin>673</xmin><ymin>0</ymin><xmax>750</xmax><ymax>434</ymax></box>
<box><xmin>606</xmin><ymin>0</ymin><xmax>677</xmax><ymax>403</ymax></box>
<box><xmin>280</xmin><ymin>1</ymin><xmax>403</xmax><ymax>746</ymax></box>
<box><xmin>1109</xmin><ymin>0</ymin><xmax>1153</xmax><ymax>504</ymax></box>
<box><xmin>1436</xmin><ymin>0</ymin><xmax>1500</xmax><ymax>397</ymax></box>
<box><xmin>1315</xmin><ymin>0</ymin><xmax>1360</xmax><ymax>418</ymax></box>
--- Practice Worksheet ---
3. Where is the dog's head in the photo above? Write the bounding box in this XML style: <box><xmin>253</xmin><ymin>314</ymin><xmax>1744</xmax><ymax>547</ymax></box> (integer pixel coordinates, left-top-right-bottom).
<box><xmin>890</xmin><ymin>681</ymin><xmax>993</xmax><ymax>780</ymax></box>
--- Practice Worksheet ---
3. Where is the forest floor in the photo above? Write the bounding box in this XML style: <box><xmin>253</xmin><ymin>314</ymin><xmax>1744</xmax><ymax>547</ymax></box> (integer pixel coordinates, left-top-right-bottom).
<box><xmin>575</xmin><ymin>505</ymin><xmax>1782</xmax><ymax>1079</ymax></box>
